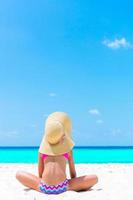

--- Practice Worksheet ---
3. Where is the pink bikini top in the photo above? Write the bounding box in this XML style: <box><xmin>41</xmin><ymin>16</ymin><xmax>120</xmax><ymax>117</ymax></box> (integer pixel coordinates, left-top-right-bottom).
<box><xmin>41</xmin><ymin>152</ymin><xmax>69</xmax><ymax>161</ymax></box>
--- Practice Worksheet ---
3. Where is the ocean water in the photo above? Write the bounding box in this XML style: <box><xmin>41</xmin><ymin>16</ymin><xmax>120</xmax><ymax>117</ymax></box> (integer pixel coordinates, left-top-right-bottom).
<box><xmin>0</xmin><ymin>146</ymin><xmax>133</xmax><ymax>163</ymax></box>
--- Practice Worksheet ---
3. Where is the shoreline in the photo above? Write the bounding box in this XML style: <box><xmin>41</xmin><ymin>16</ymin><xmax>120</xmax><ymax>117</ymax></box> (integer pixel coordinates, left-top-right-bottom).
<box><xmin>0</xmin><ymin>163</ymin><xmax>133</xmax><ymax>199</ymax></box>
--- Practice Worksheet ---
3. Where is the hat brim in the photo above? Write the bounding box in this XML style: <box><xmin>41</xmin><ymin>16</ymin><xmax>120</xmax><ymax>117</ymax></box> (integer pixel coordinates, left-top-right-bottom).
<box><xmin>39</xmin><ymin>134</ymin><xmax>75</xmax><ymax>155</ymax></box>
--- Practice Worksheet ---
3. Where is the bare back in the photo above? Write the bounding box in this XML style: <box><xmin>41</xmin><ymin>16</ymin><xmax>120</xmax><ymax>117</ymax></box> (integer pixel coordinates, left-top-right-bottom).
<box><xmin>40</xmin><ymin>154</ymin><xmax>68</xmax><ymax>185</ymax></box>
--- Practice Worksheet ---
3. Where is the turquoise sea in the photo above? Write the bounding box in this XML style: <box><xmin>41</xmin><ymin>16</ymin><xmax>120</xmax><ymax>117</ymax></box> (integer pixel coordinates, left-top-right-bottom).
<box><xmin>0</xmin><ymin>146</ymin><xmax>133</xmax><ymax>163</ymax></box>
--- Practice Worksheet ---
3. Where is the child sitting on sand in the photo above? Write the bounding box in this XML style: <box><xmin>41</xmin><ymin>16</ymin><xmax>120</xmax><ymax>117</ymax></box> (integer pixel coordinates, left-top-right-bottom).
<box><xmin>16</xmin><ymin>112</ymin><xmax>98</xmax><ymax>195</ymax></box>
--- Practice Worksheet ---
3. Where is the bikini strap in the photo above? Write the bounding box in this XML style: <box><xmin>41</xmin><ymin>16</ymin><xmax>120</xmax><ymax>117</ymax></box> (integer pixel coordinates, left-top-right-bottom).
<box><xmin>63</xmin><ymin>152</ymin><xmax>69</xmax><ymax>160</ymax></box>
<box><xmin>41</xmin><ymin>153</ymin><xmax>48</xmax><ymax>160</ymax></box>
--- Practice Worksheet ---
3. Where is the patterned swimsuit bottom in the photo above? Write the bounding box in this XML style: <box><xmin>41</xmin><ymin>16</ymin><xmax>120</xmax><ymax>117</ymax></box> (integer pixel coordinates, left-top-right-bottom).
<box><xmin>38</xmin><ymin>178</ymin><xmax>69</xmax><ymax>195</ymax></box>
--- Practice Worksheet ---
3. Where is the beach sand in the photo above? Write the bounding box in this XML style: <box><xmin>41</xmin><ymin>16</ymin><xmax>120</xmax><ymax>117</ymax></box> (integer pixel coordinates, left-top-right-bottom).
<box><xmin>0</xmin><ymin>163</ymin><xmax>133</xmax><ymax>200</ymax></box>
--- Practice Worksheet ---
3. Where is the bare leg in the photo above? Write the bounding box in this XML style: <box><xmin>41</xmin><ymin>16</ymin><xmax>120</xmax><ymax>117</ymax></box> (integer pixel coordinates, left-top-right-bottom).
<box><xmin>16</xmin><ymin>171</ymin><xmax>98</xmax><ymax>193</ymax></box>
<box><xmin>67</xmin><ymin>174</ymin><xmax>98</xmax><ymax>192</ymax></box>
<box><xmin>16</xmin><ymin>170</ymin><xmax>41</xmax><ymax>192</ymax></box>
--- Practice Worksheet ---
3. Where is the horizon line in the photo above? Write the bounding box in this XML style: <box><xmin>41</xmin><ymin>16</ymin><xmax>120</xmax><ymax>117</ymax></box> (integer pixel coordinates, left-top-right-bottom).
<box><xmin>0</xmin><ymin>145</ymin><xmax>133</xmax><ymax>149</ymax></box>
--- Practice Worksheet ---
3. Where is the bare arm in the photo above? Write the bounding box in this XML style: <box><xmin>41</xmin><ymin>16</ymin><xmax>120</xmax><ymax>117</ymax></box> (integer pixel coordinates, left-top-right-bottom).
<box><xmin>38</xmin><ymin>152</ymin><xmax>44</xmax><ymax>178</ymax></box>
<box><xmin>68</xmin><ymin>150</ymin><xmax>77</xmax><ymax>178</ymax></box>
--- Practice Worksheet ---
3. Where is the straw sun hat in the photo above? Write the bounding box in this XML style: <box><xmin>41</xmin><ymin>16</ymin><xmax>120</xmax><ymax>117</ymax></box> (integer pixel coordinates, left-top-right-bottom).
<box><xmin>39</xmin><ymin>112</ymin><xmax>75</xmax><ymax>155</ymax></box>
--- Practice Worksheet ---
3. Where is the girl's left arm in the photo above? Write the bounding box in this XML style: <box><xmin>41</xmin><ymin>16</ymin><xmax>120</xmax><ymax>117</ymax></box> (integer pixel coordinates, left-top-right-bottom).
<box><xmin>38</xmin><ymin>152</ymin><xmax>44</xmax><ymax>178</ymax></box>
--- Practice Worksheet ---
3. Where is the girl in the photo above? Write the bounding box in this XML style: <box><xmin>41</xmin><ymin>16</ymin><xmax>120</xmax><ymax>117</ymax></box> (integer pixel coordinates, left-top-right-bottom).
<box><xmin>16</xmin><ymin>112</ymin><xmax>98</xmax><ymax>195</ymax></box>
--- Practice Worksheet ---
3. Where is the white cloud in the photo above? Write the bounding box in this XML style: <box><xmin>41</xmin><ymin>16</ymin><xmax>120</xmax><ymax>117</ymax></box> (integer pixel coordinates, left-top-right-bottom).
<box><xmin>89</xmin><ymin>108</ymin><xmax>100</xmax><ymax>116</ymax></box>
<box><xmin>102</xmin><ymin>37</ymin><xmax>133</xmax><ymax>49</ymax></box>
<box><xmin>5</xmin><ymin>130</ymin><xmax>19</xmax><ymax>137</ymax></box>
<box><xmin>96</xmin><ymin>119</ymin><xmax>104</xmax><ymax>124</ymax></box>
<box><xmin>30</xmin><ymin>124</ymin><xmax>38</xmax><ymax>128</ymax></box>
<box><xmin>48</xmin><ymin>93</ymin><xmax>57</xmax><ymax>97</ymax></box>
<box><xmin>112</xmin><ymin>128</ymin><xmax>121</xmax><ymax>136</ymax></box>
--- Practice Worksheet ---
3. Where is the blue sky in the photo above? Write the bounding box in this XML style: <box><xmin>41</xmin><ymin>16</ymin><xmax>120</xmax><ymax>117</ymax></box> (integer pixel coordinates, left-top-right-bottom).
<box><xmin>0</xmin><ymin>0</ymin><xmax>133</xmax><ymax>146</ymax></box>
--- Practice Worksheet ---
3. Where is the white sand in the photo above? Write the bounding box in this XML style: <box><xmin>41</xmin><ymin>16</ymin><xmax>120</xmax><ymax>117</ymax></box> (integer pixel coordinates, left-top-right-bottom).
<box><xmin>0</xmin><ymin>163</ymin><xmax>133</xmax><ymax>200</ymax></box>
